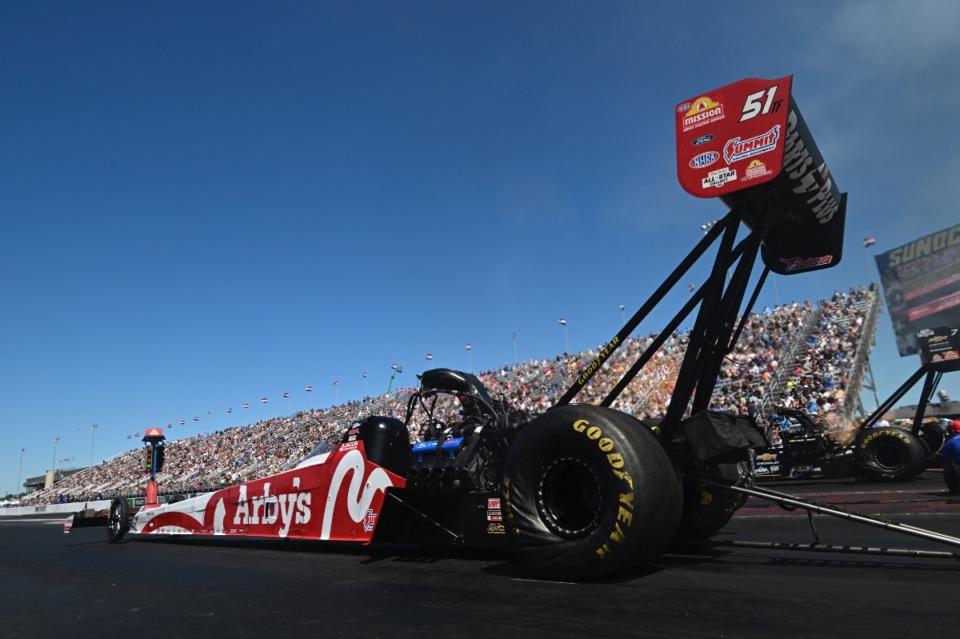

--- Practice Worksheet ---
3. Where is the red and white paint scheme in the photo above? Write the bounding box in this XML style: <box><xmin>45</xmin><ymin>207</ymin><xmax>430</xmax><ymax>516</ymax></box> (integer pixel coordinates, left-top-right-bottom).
<box><xmin>125</xmin><ymin>442</ymin><xmax>404</xmax><ymax>542</ymax></box>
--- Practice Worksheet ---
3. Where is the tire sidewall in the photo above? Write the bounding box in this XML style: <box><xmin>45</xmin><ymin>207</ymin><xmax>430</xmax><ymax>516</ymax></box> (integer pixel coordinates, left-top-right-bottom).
<box><xmin>106</xmin><ymin>497</ymin><xmax>129</xmax><ymax>543</ymax></box>
<box><xmin>503</xmin><ymin>405</ymin><xmax>681</xmax><ymax>580</ymax></box>
<box><xmin>855</xmin><ymin>427</ymin><xmax>926</xmax><ymax>482</ymax></box>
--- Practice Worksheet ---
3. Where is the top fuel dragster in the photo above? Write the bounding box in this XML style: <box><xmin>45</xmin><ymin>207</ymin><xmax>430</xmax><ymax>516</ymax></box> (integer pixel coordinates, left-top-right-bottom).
<box><xmin>67</xmin><ymin>76</ymin><xmax>960</xmax><ymax>580</ymax></box>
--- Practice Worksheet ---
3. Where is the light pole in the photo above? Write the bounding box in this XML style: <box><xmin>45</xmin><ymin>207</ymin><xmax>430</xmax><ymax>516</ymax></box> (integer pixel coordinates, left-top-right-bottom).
<box><xmin>52</xmin><ymin>436</ymin><xmax>60</xmax><ymax>482</ymax></box>
<box><xmin>17</xmin><ymin>448</ymin><xmax>25</xmax><ymax>497</ymax></box>
<box><xmin>89</xmin><ymin>424</ymin><xmax>98</xmax><ymax>467</ymax></box>
<box><xmin>465</xmin><ymin>343</ymin><xmax>472</xmax><ymax>373</ymax></box>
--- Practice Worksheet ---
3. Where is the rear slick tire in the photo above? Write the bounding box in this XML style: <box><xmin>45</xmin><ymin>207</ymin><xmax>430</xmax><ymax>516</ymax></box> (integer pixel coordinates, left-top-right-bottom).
<box><xmin>854</xmin><ymin>427</ymin><xmax>926</xmax><ymax>482</ymax></box>
<box><xmin>502</xmin><ymin>405</ymin><xmax>682</xmax><ymax>581</ymax></box>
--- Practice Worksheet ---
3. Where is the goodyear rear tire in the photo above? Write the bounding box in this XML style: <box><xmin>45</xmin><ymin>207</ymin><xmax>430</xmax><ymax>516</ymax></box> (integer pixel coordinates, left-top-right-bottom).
<box><xmin>855</xmin><ymin>427</ymin><xmax>926</xmax><ymax>482</ymax></box>
<box><xmin>917</xmin><ymin>421</ymin><xmax>946</xmax><ymax>461</ymax></box>
<box><xmin>502</xmin><ymin>405</ymin><xmax>682</xmax><ymax>581</ymax></box>
<box><xmin>106</xmin><ymin>497</ymin><xmax>130</xmax><ymax>543</ymax></box>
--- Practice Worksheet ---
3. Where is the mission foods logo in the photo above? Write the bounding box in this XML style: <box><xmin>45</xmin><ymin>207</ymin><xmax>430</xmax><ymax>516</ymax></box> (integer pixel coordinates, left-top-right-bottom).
<box><xmin>741</xmin><ymin>159</ymin><xmax>772</xmax><ymax>182</ymax></box>
<box><xmin>681</xmin><ymin>96</ymin><xmax>724</xmax><ymax>132</ymax></box>
<box><xmin>723</xmin><ymin>125</ymin><xmax>780</xmax><ymax>164</ymax></box>
<box><xmin>689</xmin><ymin>151</ymin><xmax>720</xmax><ymax>169</ymax></box>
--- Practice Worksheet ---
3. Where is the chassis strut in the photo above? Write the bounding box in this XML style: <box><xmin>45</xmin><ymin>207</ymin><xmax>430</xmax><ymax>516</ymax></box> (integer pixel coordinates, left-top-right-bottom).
<box><xmin>690</xmin><ymin>475</ymin><xmax>960</xmax><ymax>561</ymax></box>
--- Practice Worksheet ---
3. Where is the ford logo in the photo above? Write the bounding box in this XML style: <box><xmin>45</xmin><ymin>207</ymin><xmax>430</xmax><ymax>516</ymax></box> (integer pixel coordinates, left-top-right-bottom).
<box><xmin>689</xmin><ymin>151</ymin><xmax>720</xmax><ymax>169</ymax></box>
<box><xmin>692</xmin><ymin>134</ymin><xmax>715</xmax><ymax>146</ymax></box>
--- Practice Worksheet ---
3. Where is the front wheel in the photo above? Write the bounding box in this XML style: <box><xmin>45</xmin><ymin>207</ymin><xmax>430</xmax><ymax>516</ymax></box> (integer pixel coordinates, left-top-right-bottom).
<box><xmin>106</xmin><ymin>497</ymin><xmax>130</xmax><ymax>543</ymax></box>
<box><xmin>502</xmin><ymin>405</ymin><xmax>682</xmax><ymax>581</ymax></box>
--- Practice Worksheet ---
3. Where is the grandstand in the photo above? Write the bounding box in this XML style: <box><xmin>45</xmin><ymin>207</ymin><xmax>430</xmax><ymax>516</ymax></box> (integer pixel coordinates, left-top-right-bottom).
<box><xmin>21</xmin><ymin>285</ymin><xmax>882</xmax><ymax>506</ymax></box>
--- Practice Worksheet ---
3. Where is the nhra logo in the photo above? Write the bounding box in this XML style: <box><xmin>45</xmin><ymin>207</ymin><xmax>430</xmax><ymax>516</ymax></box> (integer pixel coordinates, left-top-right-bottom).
<box><xmin>681</xmin><ymin>96</ymin><xmax>724</xmax><ymax>131</ymax></box>
<box><xmin>724</xmin><ymin>125</ymin><xmax>780</xmax><ymax>164</ymax></box>
<box><xmin>689</xmin><ymin>151</ymin><xmax>719</xmax><ymax>169</ymax></box>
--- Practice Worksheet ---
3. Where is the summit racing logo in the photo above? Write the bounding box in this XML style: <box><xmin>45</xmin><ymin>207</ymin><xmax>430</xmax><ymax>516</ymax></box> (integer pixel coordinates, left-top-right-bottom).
<box><xmin>681</xmin><ymin>96</ymin><xmax>724</xmax><ymax>132</ymax></box>
<box><xmin>723</xmin><ymin>125</ymin><xmax>780</xmax><ymax>164</ymax></box>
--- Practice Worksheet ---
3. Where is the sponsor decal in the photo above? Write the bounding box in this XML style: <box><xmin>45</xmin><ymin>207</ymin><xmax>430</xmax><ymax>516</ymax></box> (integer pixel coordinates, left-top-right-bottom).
<box><xmin>487</xmin><ymin>498</ymin><xmax>501</xmax><ymax>509</ymax></box>
<box><xmin>782</xmin><ymin>109</ymin><xmax>840</xmax><ymax>224</ymax></box>
<box><xmin>780</xmin><ymin>255</ymin><xmax>834</xmax><ymax>272</ymax></box>
<box><xmin>576</xmin><ymin>336</ymin><xmax>621</xmax><ymax>386</ymax></box>
<box><xmin>677</xmin><ymin>102</ymin><xmax>692</xmax><ymax>113</ymax></box>
<box><xmin>231</xmin><ymin>483</ymin><xmax>312</xmax><ymax>538</ymax></box>
<box><xmin>681</xmin><ymin>96</ymin><xmax>724</xmax><ymax>132</ymax></box>
<box><xmin>487</xmin><ymin>509</ymin><xmax>503</xmax><ymax>522</ymax></box>
<box><xmin>692</xmin><ymin>134</ymin><xmax>714</xmax><ymax>146</ymax></box>
<box><xmin>723</xmin><ymin>125</ymin><xmax>780</xmax><ymax>164</ymax></box>
<box><xmin>486</xmin><ymin>523</ymin><xmax>507</xmax><ymax>535</ymax></box>
<box><xmin>363</xmin><ymin>509</ymin><xmax>377</xmax><ymax>532</ymax></box>
<box><xmin>339</xmin><ymin>441</ymin><xmax>359</xmax><ymax>451</ymax></box>
<box><xmin>320</xmin><ymin>449</ymin><xmax>394</xmax><ymax>539</ymax></box>
<box><xmin>137</xmin><ymin>448</ymin><xmax>399</xmax><ymax>541</ymax></box>
<box><xmin>740</xmin><ymin>158</ymin><xmax>772</xmax><ymax>182</ymax></box>
<box><xmin>701</xmin><ymin>167</ymin><xmax>737</xmax><ymax>189</ymax></box>
<box><xmin>689</xmin><ymin>151</ymin><xmax>720</xmax><ymax>169</ymax></box>
<box><xmin>570</xmin><ymin>419</ymin><xmax>635</xmax><ymax>560</ymax></box>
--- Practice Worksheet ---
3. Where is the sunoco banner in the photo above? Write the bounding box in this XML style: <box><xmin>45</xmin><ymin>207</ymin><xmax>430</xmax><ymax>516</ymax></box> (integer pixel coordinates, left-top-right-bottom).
<box><xmin>875</xmin><ymin>222</ymin><xmax>960</xmax><ymax>356</ymax></box>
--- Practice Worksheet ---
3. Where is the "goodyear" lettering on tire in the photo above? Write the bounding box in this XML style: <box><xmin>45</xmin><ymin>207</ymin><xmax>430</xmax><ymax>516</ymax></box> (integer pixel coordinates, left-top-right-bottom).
<box><xmin>572</xmin><ymin>418</ymin><xmax>635</xmax><ymax>559</ymax></box>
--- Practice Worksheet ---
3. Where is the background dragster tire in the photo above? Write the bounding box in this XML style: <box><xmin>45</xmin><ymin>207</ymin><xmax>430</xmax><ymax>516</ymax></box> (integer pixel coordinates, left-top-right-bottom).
<box><xmin>674</xmin><ymin>453</ymin><xmax>753</xmax><ymax>542</ymax></box>
<box><xmin>854</xmin><ymin>426</ymin><xmax>926</xmax><ymax>482</ymax></box>
<box><xmin>502</xmin><ymin>405</ymin><xmax>682</xmax><ymax>581</ymax></box>
<box><xmin>916</xmin><ymin>421</ymin><xmax>946</xmax><ymax>462</ymax></box>
<box><xmin>106</xmin><ymin>497</ymin><xmax>129</xmax><ymax>543</ymax></box>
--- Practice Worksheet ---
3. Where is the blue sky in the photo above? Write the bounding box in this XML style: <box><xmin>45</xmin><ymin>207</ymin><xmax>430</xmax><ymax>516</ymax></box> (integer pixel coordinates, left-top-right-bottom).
<box><xmin>2</xmin><ymin>1</ymin><xmax>959</xmax><ymax>495</ymax></box>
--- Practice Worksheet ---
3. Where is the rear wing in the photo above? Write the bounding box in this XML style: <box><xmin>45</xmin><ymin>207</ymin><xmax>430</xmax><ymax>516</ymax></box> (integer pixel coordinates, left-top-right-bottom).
<box><xmin>676</xmin><ymin>76</ymin><xmax>846</xmax><ymax>275</ymax></box>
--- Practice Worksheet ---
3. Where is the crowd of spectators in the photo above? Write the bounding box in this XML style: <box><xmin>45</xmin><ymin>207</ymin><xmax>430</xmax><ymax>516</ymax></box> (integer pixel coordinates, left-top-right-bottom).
<box><xmin>22</xmin><ymin>286</ymin><xmax>879</xmax><ymax>506</ymax></box>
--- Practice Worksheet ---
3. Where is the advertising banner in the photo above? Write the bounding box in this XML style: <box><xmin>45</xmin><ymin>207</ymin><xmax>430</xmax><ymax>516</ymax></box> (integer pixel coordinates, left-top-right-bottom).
<box><xmin>875</xmin><ymin>223</ymin><xmax>960</xmax><ymax>357</ymax></box>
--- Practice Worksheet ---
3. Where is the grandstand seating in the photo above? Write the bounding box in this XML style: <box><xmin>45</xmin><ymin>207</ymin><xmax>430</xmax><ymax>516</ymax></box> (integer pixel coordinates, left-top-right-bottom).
<box><xmin>21</xmin><ymin>285</ymin><xmax>881</xmax><ymax>505</ymax></box>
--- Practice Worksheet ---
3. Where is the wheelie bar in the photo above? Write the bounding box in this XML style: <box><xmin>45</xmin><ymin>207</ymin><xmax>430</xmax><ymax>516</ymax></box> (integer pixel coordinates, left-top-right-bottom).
<box><xmin>694</xmin><ymin>476</ymin><xmax>960</xmax><ymax>559</ymax></box>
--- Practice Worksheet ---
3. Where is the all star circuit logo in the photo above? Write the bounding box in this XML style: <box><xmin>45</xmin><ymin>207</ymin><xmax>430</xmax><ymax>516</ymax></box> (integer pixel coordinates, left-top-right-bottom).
<box><xmin>702</xmin><ymin>167</ymin><xmax>737</xmax><ymax>189</ymax></box>
<box><xmin>723</xmin><ymin>125</ymin><xmax>780</xmax><ymax>164</ymax></box>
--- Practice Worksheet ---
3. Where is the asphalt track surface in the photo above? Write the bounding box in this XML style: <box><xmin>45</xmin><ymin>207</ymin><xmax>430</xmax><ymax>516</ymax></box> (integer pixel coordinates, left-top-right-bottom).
<box><xmin>2</xmin><ymin>473</ymin><xmax>959</xmax><ymax>639</ymax></box>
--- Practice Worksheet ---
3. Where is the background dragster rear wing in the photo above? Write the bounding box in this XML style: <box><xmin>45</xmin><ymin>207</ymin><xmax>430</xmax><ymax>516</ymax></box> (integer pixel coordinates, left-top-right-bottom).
<box><xmin>676</xmin><ymin>75</ymin><xmax>846</xmax><ymax>275</ymax></box>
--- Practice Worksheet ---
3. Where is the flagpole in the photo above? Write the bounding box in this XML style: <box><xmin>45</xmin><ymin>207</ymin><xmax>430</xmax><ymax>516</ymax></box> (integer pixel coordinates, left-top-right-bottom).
<box><xmin>864</xmin><ymin>237</ymin><xmax>877</xmax><ymax>282</ymax></box>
